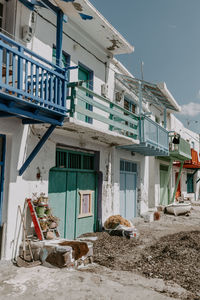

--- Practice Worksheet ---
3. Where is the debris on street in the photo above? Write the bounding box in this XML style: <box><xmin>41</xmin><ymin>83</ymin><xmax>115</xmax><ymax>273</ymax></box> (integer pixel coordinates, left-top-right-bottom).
<box><xmin>103</xmin><ymin>215</ymin><xmax>139</xmax><ymax>239</ymax></box>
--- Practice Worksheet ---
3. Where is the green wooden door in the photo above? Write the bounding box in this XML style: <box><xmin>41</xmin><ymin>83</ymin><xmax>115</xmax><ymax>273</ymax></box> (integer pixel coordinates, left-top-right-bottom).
<box><xmin>160</xmin><ymin>165</ymin><xmax>169</xmax><ymax>205</ymax></box>
<box><xmin>49</xmin><ymin>169</ymin><xmax>97</xmax><ymax>239</ymax></box>
<box><xmin>48</xmin><ymin>170</ymin><xmax>67</xmax><ymax>238</ymax></box>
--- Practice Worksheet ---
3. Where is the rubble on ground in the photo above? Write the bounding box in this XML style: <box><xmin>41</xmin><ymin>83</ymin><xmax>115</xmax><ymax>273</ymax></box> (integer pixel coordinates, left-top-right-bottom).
<box><xmin>93</xmin><ymin>230</ymin><xmax>200</xmax><ymax>300</ymax></box>
<box><xmin>134</xmin><ymin>231</ymin><xmax>200</xmax><ymax>299</ymax></box>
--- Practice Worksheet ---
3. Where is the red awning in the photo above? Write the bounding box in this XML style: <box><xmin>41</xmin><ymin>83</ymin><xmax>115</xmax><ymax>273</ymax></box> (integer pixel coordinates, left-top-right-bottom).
<box><xmin>174</xmin><ymin>149</ymin><xmax>200</xmax><ymax>169</ymax></box>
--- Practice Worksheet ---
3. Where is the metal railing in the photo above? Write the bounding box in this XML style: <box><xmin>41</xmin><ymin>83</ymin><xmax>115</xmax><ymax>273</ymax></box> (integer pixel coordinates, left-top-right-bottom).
<box><xmin>169</xmin><ymin>132</ymin><xmax>191</xmax><ymax>160</ymax></box>
<box><xmin>0</xmin><ymin>32</ymin><xmax>68</xmax><ymax>115</ymax></box>
<box><xmin>140</xmin><ymin>115</ymin><xmax>169</xmax><ymax>150</ymax></box>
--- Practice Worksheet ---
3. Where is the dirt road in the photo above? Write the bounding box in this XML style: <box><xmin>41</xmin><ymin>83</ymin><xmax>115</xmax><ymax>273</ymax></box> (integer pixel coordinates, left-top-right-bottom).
<box><xmin>0</xmin><ymin>204</ymin><xmax>199</xmax><ymax>300</ymax></box>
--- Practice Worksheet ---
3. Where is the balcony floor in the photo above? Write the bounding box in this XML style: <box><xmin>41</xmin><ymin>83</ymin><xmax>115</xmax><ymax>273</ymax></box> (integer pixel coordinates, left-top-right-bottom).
<box><xmin>0</xmin><ymin>91</ymin><xmax>65</xmax><ymax>126</ymax></box>
<box><xmin>120</xmin><ymin>142</ymin><xmax>169</xmax><ymax>156</ymax></box>
<box><xmin>59</xmin><ymin>117</ymin><xmax>140</xmax><ymax>147</ymax></box>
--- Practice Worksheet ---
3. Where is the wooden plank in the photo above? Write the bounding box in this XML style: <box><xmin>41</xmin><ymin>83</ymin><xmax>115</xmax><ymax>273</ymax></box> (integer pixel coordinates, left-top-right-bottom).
<box><xmin>77</xmin><ymin>91</ymin><xmax>138</xmax><ymax>126</ymax></box>
<box><xmin>75</xmin><ymin>105</ymin><xmax>138</xmax><ymax>136</ymax></box>
<box><xmin>78</xmin><ymin>85</ymin><xmax>138</xmax><ymax>121</ymax></box>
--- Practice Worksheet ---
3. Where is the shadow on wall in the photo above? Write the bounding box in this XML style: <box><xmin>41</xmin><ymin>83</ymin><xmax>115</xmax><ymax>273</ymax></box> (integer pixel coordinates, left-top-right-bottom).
<box><xmin>21</xmin><ymin>132</ymin><xmax>56</xmax><ymax>183</ymax></box>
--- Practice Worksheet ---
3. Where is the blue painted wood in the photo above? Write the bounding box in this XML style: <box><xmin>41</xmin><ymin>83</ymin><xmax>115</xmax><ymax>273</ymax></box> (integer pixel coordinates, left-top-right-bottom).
<box><xmin>0</xmin><ymin>47</ymin><xmax>2</xmax><ymax>84</ymax></box>
<box><xmin>56</xmin><ymin>9</ymin><xmax>64</xmax><ymax>67</ymax></box>
<box><xmin>0</xmin><ymin>100</ymin><xmax>63</xmax><ymax>125</ymax></box>
<box><xmin>39</xmin><ymin>0</ymin><xmax>59</xmax><ymax>14</ymax></box>
<box><xmin>79</xmin><ymin>13</ymin><xmax>93</xmax><ymax>20</ymax></box>
<box><xmin>12</xmin><ymin>54</ymin><xmax>16</xmax><ymax>88</ymax></box>
<box><xmin>17</xmin><ymin>46</ymin><xmax>23</xmax><ymax>98</ymax></box>
<box><xmin>19</xmin><ymin>125</ymin><xmax>56</xmax><ymax>176</ymax></box>
<box><xmin>54</xmin><ymin>77</ymin><xmax>58</xmax><ymax>105</ymax></box>
<box><xmin>35</xmin><ymin>66</ymin><xmax>39</xmax><ymax>98</ymax></box>
<box><xmin>0</xmin><ymin>134</ymin><xmax>6</xmax><ymax>226</ymax></box>
<box><xmin>19</xmin><ymin>0</ymin><xmax>34</xmax><ymax>10</ymax></box>
<box><xmin>49</xmin><ymin>74</ymin><xmax>53</xmax><ymax>105</ymax></box>
<box><xmin>0</xmin><ymin>33</ymin><xmax>69</xmax><ymax>120</ymax></box>
<box><xmin>5</xmin><ymin>51</ymin><xmax>9</xmax><ymax>85</ymax></box>
<box><xmin>40</xmin><ymin>69</ymin><xmax>44</xmax><ymax>101</ymax></box>
<box><xmin>57</xmin><ymin>79</ymin><xmax>61</xmax><ymax>107</ymax></box>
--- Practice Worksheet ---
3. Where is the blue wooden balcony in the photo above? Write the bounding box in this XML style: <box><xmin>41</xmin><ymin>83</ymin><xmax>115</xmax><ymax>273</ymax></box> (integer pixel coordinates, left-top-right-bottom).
<box><xmin>67</xmin><ymin>83</ymin><xmax>139</xmax><ymax>142</ymax></box>
<box><xmin>121</xmin><ymin>115</ymin><xmax>169</xmax><ymax>156</ymax></box>
<box><xmin>0</xmin><ymin>33</ymin><xmax>68</xmax><ymax>125</ymax></box>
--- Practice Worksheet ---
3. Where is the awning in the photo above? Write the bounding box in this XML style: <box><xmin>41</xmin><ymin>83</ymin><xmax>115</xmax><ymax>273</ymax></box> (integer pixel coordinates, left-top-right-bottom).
<box><xmin>174</xmin><ymin>149</ymin><xmax>200</xmax><ymax>169</ymax></box>
<box><xmin>115</xmin><ymin>73</ymin><xmax>181</xmax><ymax>112</ymax></box>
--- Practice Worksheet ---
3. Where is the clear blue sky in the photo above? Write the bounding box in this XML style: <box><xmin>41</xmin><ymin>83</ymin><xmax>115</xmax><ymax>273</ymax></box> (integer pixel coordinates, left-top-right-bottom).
<box><xmin>90</xmin><ymin>0</ymin><xmax>200</xmax><ymax>133</ymax></box>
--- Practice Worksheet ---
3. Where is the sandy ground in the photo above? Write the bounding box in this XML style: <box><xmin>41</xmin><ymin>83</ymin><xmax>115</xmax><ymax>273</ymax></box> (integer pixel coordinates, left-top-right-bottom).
<box><xmin>0</xmin><ymin>204</ymin><xmax>199</xmax><ymax>300</ymax></box>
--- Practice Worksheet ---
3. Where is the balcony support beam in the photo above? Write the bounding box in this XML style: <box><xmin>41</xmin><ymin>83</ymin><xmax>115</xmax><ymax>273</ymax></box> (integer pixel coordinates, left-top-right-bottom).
<box><xmin>56</xmin><ymin>9</ymin><xmax>65</xmax><ymax>67</ymax></box>
<box><xmin>19</xmin><ymin>125</ymin><xmax>56</xmax><ymax>176</ymax></box>
<box><xmin>164</xmin><ymin>108</ymin><xmax>167</xmax><ymax>129</ymax></box>
<box><xmin>171</xmin><ymin>161</ymin><xmax>184</xmax><ymax>203</ymax></box>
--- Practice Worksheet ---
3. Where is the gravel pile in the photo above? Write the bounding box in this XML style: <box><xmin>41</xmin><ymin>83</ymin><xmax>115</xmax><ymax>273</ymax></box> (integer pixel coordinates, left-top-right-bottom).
<box><xmin>93</xmin><ymin>231</ymin><xmax>141</xmax><ymax>270</ymax></box>
<box><xmin>135</xmin><ymin>231</ymin><xmax>200</xmax><ymax>299</ymax></box>
<box><xmin>93</xmin><ymin>230</ymin><xmax>200</xmax><ymax>299</ymax></box>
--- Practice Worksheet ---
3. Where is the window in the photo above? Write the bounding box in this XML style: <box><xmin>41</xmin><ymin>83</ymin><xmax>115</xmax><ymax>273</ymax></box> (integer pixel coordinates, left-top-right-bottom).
<box><xmin>78</xmin><ymin>63</ymin><xmax>93</xmax><ymax>124</ymax></box>
<box><xmin>52</xmin><ymin>48</ymin><xmax>70</xmax><ymax>69</ymax></box>
<box><xmin>155</xmin><ymin>116</ymin><xmax>160</xmax><ymax>124</ymax></box>
<box><xmin>123</xmin><ymin>98</ymin><xmax>137</xmax><ymax>136</ymax></box>
<box><xmin>79</xmin><ymin>190</ymin><xmax>93</xmax><ymax>217</ymax></box>
<box><xmin>124</xmin><ymin>98</ymin><xmax>136</xmax><ymax>114</ymax></box>
<box><xmin>56</xmin><ymin>149</ymin><xmax>94</xmax><ymax>170</ymax></box>
<box><xmin>120</xmin><ymin>160</ymin><xmax>137</xmax><ymax>173</ymax></box>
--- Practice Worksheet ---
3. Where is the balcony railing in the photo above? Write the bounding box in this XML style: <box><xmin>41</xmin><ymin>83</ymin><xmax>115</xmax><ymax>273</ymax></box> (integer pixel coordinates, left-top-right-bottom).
<box><xmin>169</xmin><ymin>132</ymin><xmax>191</xmax><ymax>161</ymax></box>
<box><xmin>68</xmin><ymin>84</ymin><xmax>138</xmax><ymax>139</ymax></box>
<box><xmin>0</xmin><ymin>33</ymin><xmax>68</xmax><ymax>124</ymax></box>
<box><xmin>140</xmin><ymin>115</ymin><xmax>169</xmax><ymax>151</ymax></box>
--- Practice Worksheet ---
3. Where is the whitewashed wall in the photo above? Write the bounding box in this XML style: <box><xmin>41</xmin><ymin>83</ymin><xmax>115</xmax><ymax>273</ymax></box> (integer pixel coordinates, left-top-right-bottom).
<box><xmin>1</xmin><ymin>3</ymin><xmax>137</xmax><ymax>260</ymax></box>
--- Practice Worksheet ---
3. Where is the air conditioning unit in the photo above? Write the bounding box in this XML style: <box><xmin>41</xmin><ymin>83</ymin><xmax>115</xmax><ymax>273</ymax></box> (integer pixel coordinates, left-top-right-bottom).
<box><xmin>115</xmin><ymin>91</ymin><xmax>124</xmax><ymax>102</ymax></box>
<box><xmin>22</xmin><ymin>25</ymin><xmax>33</xmax><ymax>43</ymax></box>
<box><xmin>101</xmin><ymin>83</ymin><xmax>109</xmax><ymax>97</ymax></box>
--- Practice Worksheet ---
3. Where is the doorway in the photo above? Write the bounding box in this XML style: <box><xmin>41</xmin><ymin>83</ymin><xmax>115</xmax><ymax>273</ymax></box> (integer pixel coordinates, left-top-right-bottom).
<box><xmin>120</xmin><ymin>160</ymin><xmax>137</xmax><ymax>220</ymax></box>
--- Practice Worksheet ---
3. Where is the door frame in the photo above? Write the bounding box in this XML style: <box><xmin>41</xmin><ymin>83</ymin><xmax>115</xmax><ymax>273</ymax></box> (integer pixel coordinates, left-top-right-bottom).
<box><xmin>120</xmin><ymin>159</ymin><xmax>137</xmax><ymax>219</ymax></box>
<box><xmin>0</xmin><ymin>134</ymin><xmax>6</xmax><ymax>225</ymax></box>
<box><xmin>49</xmin><ymin>147</ymin><xmax>100</xmax><ymax>238</ymax></box>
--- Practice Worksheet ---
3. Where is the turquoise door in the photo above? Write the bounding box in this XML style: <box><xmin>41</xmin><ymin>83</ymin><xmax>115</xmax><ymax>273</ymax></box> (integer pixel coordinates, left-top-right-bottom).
<box><xmin>120</xmin><ymin>160</ymin><xmax>137</xmax><ymax>220</ymax></box>
<box><xmin>49</xmin><ymin>170</ymin><xmax>97</xmax><ymax>239</ymax></box>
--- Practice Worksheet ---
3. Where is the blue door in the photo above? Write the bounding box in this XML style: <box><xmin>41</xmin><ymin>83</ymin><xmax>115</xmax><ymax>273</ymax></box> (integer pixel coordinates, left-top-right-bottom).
<box><xmin>0</xmin><ymin>135</ymin><xmax>6</xmax><ymax>225</ymax></box>
<box><xmin>120</xmin><ymin>160</ymin><xmax>137</xmax><ymax>220</ymax></box>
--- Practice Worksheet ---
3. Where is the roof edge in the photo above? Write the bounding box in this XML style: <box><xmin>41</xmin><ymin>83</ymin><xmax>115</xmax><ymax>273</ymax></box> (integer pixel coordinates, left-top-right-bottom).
<box><xmin>157</xmin><ymin>82</ymin><xmax>181</xmax><ymax>112</ymax></box>
<box><xmin>81</xmin><ymin>0</ymin><xmax>134</xmax><ymax>54</ymax></box>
